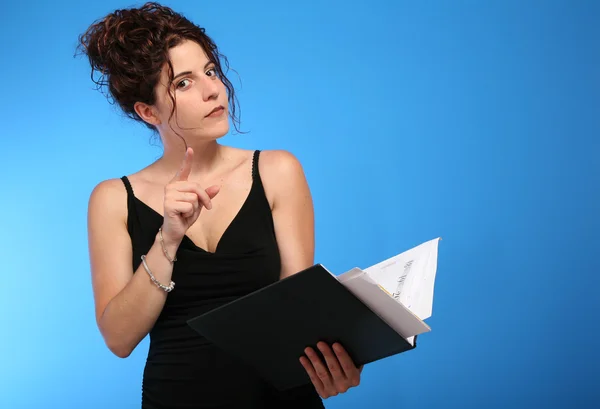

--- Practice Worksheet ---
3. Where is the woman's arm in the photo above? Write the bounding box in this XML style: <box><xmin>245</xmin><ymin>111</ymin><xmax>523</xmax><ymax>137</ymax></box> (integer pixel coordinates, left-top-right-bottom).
<box><xmin>87</xmin><ymin>179</ymin><xmax>180</xmax><ymax>358</ymax></box>
<box><xmin>260</xmin><ymin>150</ymin><xmax>315</xmax><ymax>278</ymax></box>
<box><xmin>261</xmin><ymin>150</ymin><xmax>363</xmax><ymax>399</ymax></box>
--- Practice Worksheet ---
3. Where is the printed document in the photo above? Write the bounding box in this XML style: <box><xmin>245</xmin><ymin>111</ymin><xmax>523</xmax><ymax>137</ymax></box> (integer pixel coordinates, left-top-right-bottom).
<box><xmin>336</xmin><ymin>238</ymin><xmax>441</xmax><ymax>343</ymax></box>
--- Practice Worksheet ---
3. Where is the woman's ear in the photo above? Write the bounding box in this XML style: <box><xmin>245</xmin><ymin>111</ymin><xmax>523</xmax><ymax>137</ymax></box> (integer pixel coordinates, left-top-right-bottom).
<box><xmin>134</xmin><ymin>101</ymin><xmax>162</xmax><ymax>126</ymax></box>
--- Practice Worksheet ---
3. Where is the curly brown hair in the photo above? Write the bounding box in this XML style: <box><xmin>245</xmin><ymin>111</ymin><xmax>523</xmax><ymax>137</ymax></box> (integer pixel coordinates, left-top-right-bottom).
<box><xmin>76</xmin><ymin>2</ymin><xmax>241</xmax><ymax>138</ymax></box>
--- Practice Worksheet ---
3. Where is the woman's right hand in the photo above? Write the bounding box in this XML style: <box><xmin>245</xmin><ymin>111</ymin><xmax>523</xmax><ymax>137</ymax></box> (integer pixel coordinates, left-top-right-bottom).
<box><xmin>160</xmin><ymin>147</ymin><xmax>220</xmax><ymax>246</ymax></box>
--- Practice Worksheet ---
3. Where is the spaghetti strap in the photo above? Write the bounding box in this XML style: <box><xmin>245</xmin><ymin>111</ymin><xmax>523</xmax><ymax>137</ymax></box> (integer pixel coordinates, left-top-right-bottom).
<box><xmin>120</xmin><ymin>175</ymin><xmax>134</xmax><ymax>197</ymax></box>
<box><xmin>252</xmin><ymin>150</ymin><xmax>261</xmax><ymax>180</ymax></box>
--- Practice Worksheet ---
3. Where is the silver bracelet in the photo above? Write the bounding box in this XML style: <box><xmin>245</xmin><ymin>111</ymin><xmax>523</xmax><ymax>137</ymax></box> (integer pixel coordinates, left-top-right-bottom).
<box><xmin>141</xmin><ymin>255</ymin><xmax>175</xmax><ymax>292</ymax></box>
<box><xmin>158</xmin><ymin>227</ymin><xmax>177</xmax><ymax>264</ymax></box>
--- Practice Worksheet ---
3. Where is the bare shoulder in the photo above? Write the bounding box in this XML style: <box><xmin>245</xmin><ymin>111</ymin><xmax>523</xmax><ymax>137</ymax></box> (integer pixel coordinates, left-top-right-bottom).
<box><xmin>258</xmin><ymin>149</ymin><xmax>304</xmax><ymax>172</ymax></box>
<box><xmin>258</xmin><ymin>150</ymin><xmax>310</xmax><ymax>207</ymax></box>
<box><xmin>88</xmin><ymin>177</ymin><xmax>128</xmax><ymax>224</ymax></box>
<box><xmin>89</xmin><ymin>177</ymin><xmax>127</xmax><ymax>199</ymax></box>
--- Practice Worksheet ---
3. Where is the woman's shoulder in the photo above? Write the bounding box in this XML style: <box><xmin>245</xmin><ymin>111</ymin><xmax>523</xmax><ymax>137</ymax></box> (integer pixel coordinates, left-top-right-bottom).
<box><xmin>88</xmin><ymin>176</ymin><xmax>128</xmax><ymax>202</ymax></box>
<box><xmin>88</xmin><ymin>167</ymin><xmax>143</xmax><ymax>207</ymax></box>
<box><xmin>224</xmin><ymin>146</ymin><xmax>302</xmax><ymax>164</ymax></box>
<box><xmin>257</xmin><ymin>149</ymin><xmax>305</xmax><ymax>179</ymax></box>
<box><xmin>87</xmin><ymin>177</ymin><xmax>129</xmax><ymax>232</ymax></box>
<box><xmin>255</xmin><ymin>149</ymin><xmax>310</xmax><ymax>206</ymax></box>
<box><xmin>220</xmin><ymin>146</ymin><xmax>306</xmax><ymax>180</ymax></box>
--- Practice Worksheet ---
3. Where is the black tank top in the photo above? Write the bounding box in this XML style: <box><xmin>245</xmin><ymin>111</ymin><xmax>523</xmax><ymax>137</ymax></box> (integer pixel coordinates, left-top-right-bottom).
<box><xmin>120</xmin><ymin>150</ymin><xmax>324</xmax><ymax>409</ymax></box>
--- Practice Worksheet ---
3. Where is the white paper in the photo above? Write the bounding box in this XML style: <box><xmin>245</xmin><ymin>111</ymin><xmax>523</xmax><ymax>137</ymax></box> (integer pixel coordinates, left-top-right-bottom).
<box><xmin>335</xmin><ymin>238</ymin><xmax>441</xmax><ymax>342</ymax></box>
<box><xmin>338</xmin><ymin>268</ymin><xmax>430</xmax><ymax>339</ymax></box>
<box><xmin>364</xmin><ymin>237</ymin><xmax>441</xmax><ymax>320</ymax></box>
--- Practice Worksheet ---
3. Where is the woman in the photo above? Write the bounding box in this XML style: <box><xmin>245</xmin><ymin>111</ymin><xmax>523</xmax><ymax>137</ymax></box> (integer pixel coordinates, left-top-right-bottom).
<box><xmin>79</xmin><ymin>2</ymin><xmax>362</xmax><ymax>408</ymax></box>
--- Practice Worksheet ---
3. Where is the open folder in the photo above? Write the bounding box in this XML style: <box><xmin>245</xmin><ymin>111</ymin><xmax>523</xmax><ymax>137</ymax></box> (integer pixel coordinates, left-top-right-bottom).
<box><xmin>187</xmin><ymin>237</ymin><xmax>441</xmax><ymax>391</ymax></box>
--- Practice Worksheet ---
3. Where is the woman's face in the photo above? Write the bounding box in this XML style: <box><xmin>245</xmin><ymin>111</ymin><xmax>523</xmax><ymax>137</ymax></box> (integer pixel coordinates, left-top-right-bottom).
<box><xmin>153</xmin><ymin>39</ymin><xmax>230</xmax><ymax>141</ymax></box>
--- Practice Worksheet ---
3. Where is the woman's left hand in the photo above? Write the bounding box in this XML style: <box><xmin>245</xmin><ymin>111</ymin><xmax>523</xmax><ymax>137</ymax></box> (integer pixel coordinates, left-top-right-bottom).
<box><xmin>299</xmin><ymin>341</ymin><xmax>363</xmax><ymax>399</ymax></box>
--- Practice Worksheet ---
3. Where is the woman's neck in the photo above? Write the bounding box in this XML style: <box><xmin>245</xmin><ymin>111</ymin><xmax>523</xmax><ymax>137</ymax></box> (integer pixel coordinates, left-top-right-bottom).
<box><xmin>158</xmin><ymin>139</ymin><xmax>226</xmax><ymax>180</ymax></box>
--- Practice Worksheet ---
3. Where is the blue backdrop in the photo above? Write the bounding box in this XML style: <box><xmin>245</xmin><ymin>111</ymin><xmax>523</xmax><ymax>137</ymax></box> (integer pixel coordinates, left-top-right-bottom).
<box><xmin>1</xmin><ymin>0</ymin><xmax>598</xmax><ymax>408</ymax></box>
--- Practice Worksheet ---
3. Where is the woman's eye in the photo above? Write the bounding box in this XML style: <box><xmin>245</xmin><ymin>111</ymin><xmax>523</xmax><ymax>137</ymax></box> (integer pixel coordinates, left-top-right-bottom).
<box><xmin>177</xmin><ymin>79</ymin><xmax>191</xmax><ymax>89</ymax></box>
<box><xmin>206</xmin><ymin>68</ymin><xmax>217</xmax><ymax>77</ymax></box>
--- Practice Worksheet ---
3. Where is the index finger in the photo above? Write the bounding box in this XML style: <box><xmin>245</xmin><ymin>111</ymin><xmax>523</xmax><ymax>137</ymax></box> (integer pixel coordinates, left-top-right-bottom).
<box><xmin>174</xmin><ymin>147</ymin><xmax>193</xmax><ymax>181</ymax></box>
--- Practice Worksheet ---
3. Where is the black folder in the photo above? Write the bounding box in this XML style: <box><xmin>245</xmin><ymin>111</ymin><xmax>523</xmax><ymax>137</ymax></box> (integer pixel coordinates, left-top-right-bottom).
<box><xmin>187</xmin><ymin>264</ymin><xmax>416</xmax><ymax>391</ymax></box>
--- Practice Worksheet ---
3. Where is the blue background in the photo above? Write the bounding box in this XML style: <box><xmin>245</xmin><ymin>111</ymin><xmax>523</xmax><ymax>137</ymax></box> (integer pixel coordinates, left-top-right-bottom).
<box><xmin>1</xmin><ymin>0</ymin><xmax>599</xmax><ymax>408</ymax></box>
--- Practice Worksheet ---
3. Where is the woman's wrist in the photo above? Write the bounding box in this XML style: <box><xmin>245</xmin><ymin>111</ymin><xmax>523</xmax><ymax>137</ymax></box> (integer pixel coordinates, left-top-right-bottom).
<box><xmin>155</xmin><ymin>228</ymin><xmax>182</xmax><ymax>262</ymax></box>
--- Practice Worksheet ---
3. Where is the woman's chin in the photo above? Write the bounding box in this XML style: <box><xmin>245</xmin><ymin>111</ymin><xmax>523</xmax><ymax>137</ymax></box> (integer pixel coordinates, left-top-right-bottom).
<box><xmin>196</xmin><ymin>124</ymin><xmax>230</xmax><ymax>141</ymax></box>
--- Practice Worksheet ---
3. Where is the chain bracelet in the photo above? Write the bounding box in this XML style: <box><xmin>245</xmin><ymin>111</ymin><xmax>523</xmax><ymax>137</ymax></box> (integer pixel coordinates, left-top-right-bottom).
<box><xmin>141</xmin><ymin>255</ymin><xmax>175</xmax><ymax>292</ymax></box>
<box><xmin>158</xmin><ymin>227</ymin><xmax>177</xmax><ymax>264</ymax></box>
